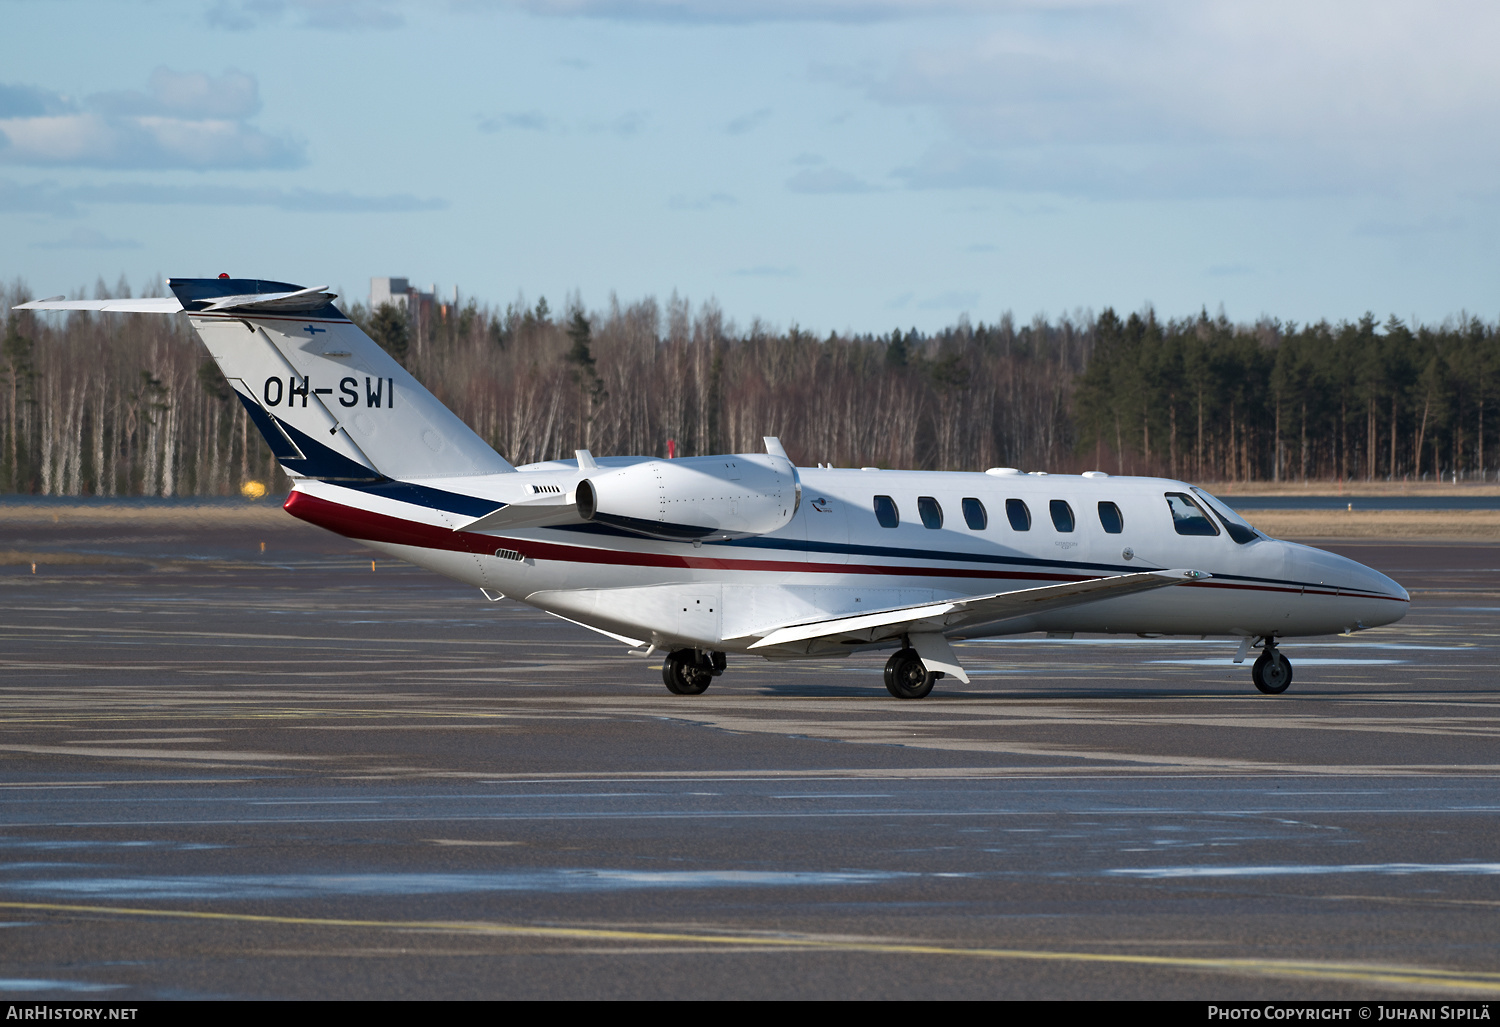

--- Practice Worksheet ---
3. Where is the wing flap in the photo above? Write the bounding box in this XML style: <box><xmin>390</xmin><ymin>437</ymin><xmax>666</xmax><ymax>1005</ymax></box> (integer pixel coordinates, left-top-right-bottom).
<box><xmin>747</xmin><ymin>569</ymin><xmax>1209</xmax><ymax>652</ymax></box>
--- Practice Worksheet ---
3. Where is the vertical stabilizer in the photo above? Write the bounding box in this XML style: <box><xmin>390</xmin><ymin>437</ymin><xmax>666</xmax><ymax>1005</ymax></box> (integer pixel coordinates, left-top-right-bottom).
<box><xmin>170</xmin><ymin>278</ymin><xmax>514</xmax><ymax>480</ymax></box>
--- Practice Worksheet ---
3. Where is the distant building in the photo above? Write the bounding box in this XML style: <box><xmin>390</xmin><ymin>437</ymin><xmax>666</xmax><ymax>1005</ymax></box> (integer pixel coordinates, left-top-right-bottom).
<box><xmin>370</xmin><ymin>277</ymin><xmax>437</xmax><ymax>315</ymax></box>
<box><xmin>369</xmin><ymin>278</ymin><xmax>463</xmax><ymax>354</ymax></box>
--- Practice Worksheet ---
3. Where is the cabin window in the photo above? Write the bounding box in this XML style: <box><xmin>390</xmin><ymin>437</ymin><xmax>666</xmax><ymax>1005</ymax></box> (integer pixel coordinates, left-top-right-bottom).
<box><xmin>1097</xmin><ymin>501</ymin><xmax>1124</xmax><ymax>534</ymax></box>
<box><xmin>1165</xmin><ymin>492</ymin><xmax>1220</xmax><ymax>536</ymax></box>
<box><xmin>1005</xmin><ymin>498</ymin><xmax>1031</xmax><ymax>531</ymax></box>
<box><xmin>916</xmin><ymin>496</ymin><xmax>943</xmax><ymax>529</ymax></box>
<box><xmin>874</xmin><ymin>495</ymin><xmax>899</xmax><ymax>528</ymax></box>
<box><xmin>1049</xmin><ymin>500</ymin><xmax>1075</xmax><ymax>532</ymax></box>
<box><xmin>961</xmin><ymin>497</ymin><xmax>987</xmax><ymax>530</ymax></box>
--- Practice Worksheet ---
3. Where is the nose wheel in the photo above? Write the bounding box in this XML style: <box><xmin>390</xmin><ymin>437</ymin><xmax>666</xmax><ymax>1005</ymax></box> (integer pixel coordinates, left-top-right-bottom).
<box><xmin>1252</xmin><ymin>644</ymin><xmax>1293</xmax><ymax>694</ymax></box>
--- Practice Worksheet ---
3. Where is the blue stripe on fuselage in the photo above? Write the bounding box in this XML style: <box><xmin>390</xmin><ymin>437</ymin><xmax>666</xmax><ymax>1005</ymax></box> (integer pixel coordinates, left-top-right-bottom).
<box><xmin>325</xmin><ymin>479</ymin><xmax>1375</xmax><ymax>598</ymax></box>
<box><xmin>349</xmin><ymin>479</ymin><xmax>503</xmax><ymax>518</ymax></box>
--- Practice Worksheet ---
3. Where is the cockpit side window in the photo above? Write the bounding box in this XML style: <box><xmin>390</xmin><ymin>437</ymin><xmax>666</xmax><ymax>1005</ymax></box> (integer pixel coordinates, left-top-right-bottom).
<box><xmin>1191</xmin><ymin>487</ymin><xmax>1261</xmax><ymax>545</ymax></box>
<box><xmin>1165</xmin><ymin>492</ymin><xmax>1220</xmax><ymax>536</ymax></box>
<box><xmin>874</xmin><ymin>495</ymin><xmax>899</xmax><ymax>528</ymax></box>
<box><xmin>1005</xmin><ymin>498</ymin><xmax>1031</xmax><ymax>531</ymax></box>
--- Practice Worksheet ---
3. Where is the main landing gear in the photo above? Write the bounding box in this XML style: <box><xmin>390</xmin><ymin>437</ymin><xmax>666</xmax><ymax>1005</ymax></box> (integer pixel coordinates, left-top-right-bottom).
<box><xmin>884</xmin><ymin>647</ymin><xmax>941</xmax><ymax>700</ymax></box>
<box><xmin>662</xmin><ymin>649</ymin><xmax>726</xmax><ymax>695</ymax></box>
<box><xmin>1252</xmin><ymin>639</ymin><xmax>1293</xmax><ymax>695</ymax></box>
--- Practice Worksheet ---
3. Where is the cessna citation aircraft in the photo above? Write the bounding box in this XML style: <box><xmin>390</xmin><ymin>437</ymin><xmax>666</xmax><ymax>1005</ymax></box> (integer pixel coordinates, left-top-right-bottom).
<box><xmin>17</xmin><ymin>278</ymin><xmax>1409</xmax><ymax>698</ymax></box>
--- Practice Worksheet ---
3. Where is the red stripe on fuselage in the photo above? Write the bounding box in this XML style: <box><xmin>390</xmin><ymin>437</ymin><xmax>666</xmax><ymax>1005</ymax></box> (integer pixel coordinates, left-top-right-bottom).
<box><xmin>284</xmin><ymin>490</ymin><xmax>1087</xmax><ymax>583</ymax></box>
<box><xmin>282</xmin><ymin>490</ymin><xmax>1405</xmax><ymax>602</ymax></box>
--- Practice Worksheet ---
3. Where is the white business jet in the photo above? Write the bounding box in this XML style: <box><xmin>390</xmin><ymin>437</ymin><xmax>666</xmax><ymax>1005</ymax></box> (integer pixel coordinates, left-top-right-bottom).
<box><xmin>17</xmin><ymin>279</ymin><xmax>1409</xmax><ymax>698</ymax></box>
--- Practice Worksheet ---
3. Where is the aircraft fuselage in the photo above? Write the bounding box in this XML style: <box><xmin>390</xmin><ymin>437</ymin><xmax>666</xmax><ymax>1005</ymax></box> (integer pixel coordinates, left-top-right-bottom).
<box><xmin>287</xmin><ymin>465</ymin><xmax>1408</xmax><ymax>658</ymax></box>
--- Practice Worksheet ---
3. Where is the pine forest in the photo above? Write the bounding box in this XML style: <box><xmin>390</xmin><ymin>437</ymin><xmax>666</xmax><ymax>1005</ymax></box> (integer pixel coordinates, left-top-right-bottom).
<box><xmin>2</xmin><ymin>276</ymin><xmax>1496</xmax><ymax>497</ymax></box>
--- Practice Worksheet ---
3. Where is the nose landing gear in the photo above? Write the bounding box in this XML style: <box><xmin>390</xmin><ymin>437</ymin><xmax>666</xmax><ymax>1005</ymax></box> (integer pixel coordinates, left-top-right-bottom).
<box><xmin>662</xmin><ymin>648</ymin><xmax>726</xmax><ymax>695</ymax></box>
<box><xmin>1252</xmin><ymin>640</ymin><xmax>1293</xmax><ymax>695</ymax></box>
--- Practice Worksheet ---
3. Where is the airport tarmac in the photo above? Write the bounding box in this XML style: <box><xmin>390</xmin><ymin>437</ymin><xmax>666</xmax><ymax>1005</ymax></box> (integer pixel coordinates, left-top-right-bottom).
<box><xmin>1</xmin><ymin>514</ymin><xmax>1498</xmax><ymax>999</ymax></box>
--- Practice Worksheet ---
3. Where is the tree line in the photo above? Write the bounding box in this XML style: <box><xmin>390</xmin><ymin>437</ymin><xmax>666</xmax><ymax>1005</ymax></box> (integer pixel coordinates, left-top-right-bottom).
<box><xmin>1</xmin><ymin>275</ymin><xmax>1494</xmax><ymax>497</ymax></box>
<box><xmin>1074</xmin><ymin>308</ymin><xmax>1498</xmax><ymax>483</ymax></box>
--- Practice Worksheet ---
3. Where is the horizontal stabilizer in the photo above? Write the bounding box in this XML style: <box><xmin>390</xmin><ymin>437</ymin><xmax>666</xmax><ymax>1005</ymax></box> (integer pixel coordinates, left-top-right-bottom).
<box><xmin>747</xmin><ymin>569</ymin><xmax>1210</xmax><ymax>652</ymax></box>
<box><xmin>201</xmin><ymin>285</ymin><xmax>336</xmax><ymax>313</ymax></box>
<box><xmin>13</xmin><ymin>297</ymin><xmax>183</xmax><ymax>313</ymax></box>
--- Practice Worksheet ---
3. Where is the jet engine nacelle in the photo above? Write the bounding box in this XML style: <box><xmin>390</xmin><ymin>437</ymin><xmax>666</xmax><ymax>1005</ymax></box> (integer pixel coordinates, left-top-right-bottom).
<box><xmin>576</xmin><ymin>452</ymin><xmax>800</xmax><ymax>540</ymax></box>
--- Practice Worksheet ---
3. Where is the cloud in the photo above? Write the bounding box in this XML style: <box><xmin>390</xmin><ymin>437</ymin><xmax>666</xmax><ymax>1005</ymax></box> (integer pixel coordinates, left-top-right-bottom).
<box><xmin>0</xmin><ymin>178</ymin><xmax>446</xmax><ymax>217</ymax></box>
<box><xmin>478</xmin><ymin>111</ymin><xmax>556</xmax><ymax>132</ymax></box>
<box><xmin>1354</xmin><ymin>216</ymin><xmax>1468</xmax><ymax>238</ymax></box>
<box><xmin>0</xmin><ymin>84</ymin><xmax>76</xmax><ymax>119</ymax></box>
<box><xmin>0</xmin><ymin>178</ymin><xmax>76</xmax><ymax>216</ymax></box>
<box><xmin>595</xmin><ymin>110</ymin><xmax>648</xmax><ymax>136</ymax></box>
<box><xmin>495</xmin><ymin>1</ymin><xmax>1020</xmax><ymax>24</ymax></box>
<box><xmin>0</xmin><ymin>68</ymin><xmax>302</xmax><ymax>170</ymax></box>
<box><xmin>206</xmin><ymin>0</ymin><xmax>404</xmax><ymax>31</ymax></box>
<box><xmin>786</xmin><ymin>166</ymin><xmax>873</xmax><ymax>193</ymax></box>
<box><xmin>89</xmin><ymin>68</ymin><xmax>261</xmax><ymax>120</ymax></box>
<box><xmin>852</xmin><ymin>1</ymin><xmax>1500</xmax><ymax>200</ymax></box>
<box><xmin>668</xmin><ymin>191</ymin><xmax>737</xmax><ymax>210</ymax></box>
<box><xmin>726</xmin><ymin>107</ymin><xmax>771</xmax><ymax>135</ymax></box>
<box><xmin>31</xmin><ymin>227</ymin><xmax>142</xmax><ymax>251</ymax></box>
<box><xmin>478</xmin><ymin>108</ymin><xmax>647</xmax><ymax>136</ymax></box>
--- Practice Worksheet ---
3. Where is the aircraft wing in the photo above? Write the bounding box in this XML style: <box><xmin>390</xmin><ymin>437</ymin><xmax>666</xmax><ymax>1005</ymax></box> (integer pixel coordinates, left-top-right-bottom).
<box><xmin>746</xmin><ymin>569</ymin><xmax>1210</xmax><ymax>678</ymax></box>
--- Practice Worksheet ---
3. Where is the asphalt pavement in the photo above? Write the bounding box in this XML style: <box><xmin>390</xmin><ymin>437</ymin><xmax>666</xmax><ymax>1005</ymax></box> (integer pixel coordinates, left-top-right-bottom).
<box><xmin>1</xmin><ymin>514</ymin><xmax>1498</xmax><ymax>999</ymax></box>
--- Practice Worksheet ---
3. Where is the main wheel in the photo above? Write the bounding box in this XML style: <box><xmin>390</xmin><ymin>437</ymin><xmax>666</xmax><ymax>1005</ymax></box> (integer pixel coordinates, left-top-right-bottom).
<box><xmin>1252</xmin><ymin>648</ymin><xmax>1293</xmax><ymax>694</ymax></box>
<box><xmin>663</xmin><ymin>649</ymin><xmax>712</xmax><ymax>695</ymax></box>
<box><xmin>884</xmin><ymin>647</ymin><xmax>938</xmax><ymax>700</ymax></box>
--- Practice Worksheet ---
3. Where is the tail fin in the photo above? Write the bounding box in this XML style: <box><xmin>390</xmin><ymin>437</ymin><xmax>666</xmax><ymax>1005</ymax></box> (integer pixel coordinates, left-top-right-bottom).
<box><xmin>20</xmin><ymin>278</ymin><xmax>515</xmax><ymax>481</ymax></box>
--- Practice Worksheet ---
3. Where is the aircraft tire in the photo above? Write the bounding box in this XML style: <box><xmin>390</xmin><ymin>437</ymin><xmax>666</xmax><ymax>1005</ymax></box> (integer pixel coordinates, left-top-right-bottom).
<box><xmin>663</xmin><ymin>649</ymin><xmax>712</xmax><ymax>695</ymax></box>
<box><xmin>884</xmin><ymin>648</ymin><xmax>937</xmax><ymax>700</ymax></box>
<box><xmin>1252</xmin><ymin>648</ymin><xmax>1293</xmax><ymax>695</ymax></box>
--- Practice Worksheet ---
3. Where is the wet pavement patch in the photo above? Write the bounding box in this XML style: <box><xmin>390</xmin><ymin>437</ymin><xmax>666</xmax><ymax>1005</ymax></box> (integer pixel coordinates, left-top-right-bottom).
<box><xmin>1108</xmin><ymin>861</ymin><xmax>1500</xmax><ymax>878</ymax></box>
<box><xmin>2</xmin><ymin>868</ymin><xmax>909</xmax><ymax>900</ymax></box>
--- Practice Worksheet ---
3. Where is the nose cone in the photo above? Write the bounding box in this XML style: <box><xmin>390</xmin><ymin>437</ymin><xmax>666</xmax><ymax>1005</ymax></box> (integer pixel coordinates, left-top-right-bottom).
<box><xmin>1347</xmin><ymin>560</ymin><xmax>1410</xmax><ymax>627</ymax></box>
<box><xmin>1285</xmin><ymin>541</ymin><xmax>1410</xmax><ymax>628</ymax></box>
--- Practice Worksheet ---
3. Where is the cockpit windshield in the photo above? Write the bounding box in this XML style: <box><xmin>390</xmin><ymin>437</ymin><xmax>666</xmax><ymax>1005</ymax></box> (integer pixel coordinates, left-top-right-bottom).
<box><xmin>1191</xmin><ymin>487</ymin><xmax>1263</xmax><ymax>545</ymax></box>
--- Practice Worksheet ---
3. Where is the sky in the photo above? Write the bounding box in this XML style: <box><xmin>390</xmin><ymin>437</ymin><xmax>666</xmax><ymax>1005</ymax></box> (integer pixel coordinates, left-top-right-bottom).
<box><xmin>2</xmin><ymin>0</ymin><xmax>1497</xmax><ymax>334</ymax></box>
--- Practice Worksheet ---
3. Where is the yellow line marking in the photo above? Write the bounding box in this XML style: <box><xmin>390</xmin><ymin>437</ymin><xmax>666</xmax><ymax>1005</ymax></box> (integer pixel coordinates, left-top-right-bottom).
<box><xmin>3</xmin><ymin>901</ymin><xmax>1498</xmax><ymax>993</ymax></box>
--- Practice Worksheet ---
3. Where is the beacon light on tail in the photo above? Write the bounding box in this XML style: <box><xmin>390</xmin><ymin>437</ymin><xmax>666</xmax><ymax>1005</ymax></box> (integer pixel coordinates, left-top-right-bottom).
<box><xmin>14</xmin><ymin>278</ymin><xmax>1409</xmax><ymax>699</ymax></box>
